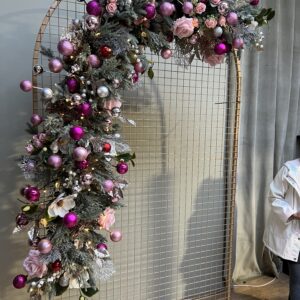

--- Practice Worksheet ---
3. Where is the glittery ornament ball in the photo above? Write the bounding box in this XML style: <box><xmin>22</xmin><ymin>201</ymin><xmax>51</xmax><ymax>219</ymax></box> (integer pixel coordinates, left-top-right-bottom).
<box><xmin>86</xmin><ymin>0</ymin><xmax>102</xmax><ymax>16</ymax></box>
<box><xmin>51</xmin><ymin>260</ymin><xmax>62</xmax><ymax>272</ymax></box>
<box><xmin>48</xmin><ymin>58</ymin><xmax>64</xmax><ymax>73</ymax></box>
<box><xmin>102</xmin><ymin>142</ymin><xmax>111</xmax><ymax>153</ymax></box>
<box><xmin>69</xmin><ymin>126</ymin><xmax>85</xmax><ymax>141</ymax></box>
<box><xmin>103</xmin><ymin>179</ymin><xmax>114</xmax><ymax>192</ymax></box>
<box><xmin>48</xmin><ymin>155</ymin><xmax>63</xmax><ymax>169</ymax></box>
<box><xmin>63</xmin><ymin>212</ymin><xmax>78</xmax><ymax>228</ymax></box>
<box><xmin>110</xmin><ymin>230</ymin><xmax>122</xmax><ymax>242</ymax></box>
<box><xmin>13</xmin><ymin>274</ymin><xmax>27</xmax><ymax>289</ymax></box>
<box><xmin>145</xmin><ymin>3</ymin><xmax>156</xmax><ymax>19</ymax></box>
<box><xmin>30</xmin><ymin>114</ymin><xmax>43</xmax><ymax>126</ymax></box>
<box><xmin>20</xmin><ymin>80</ymin><xmax>32</xmax><ymax>92</ymax></box>
<box><xmin>24</xmin><ymin>186</ymin><xmax>40</xmax><ymax>202</ymax></box>
<box><xmin>116</xmin><ymin>161</ymin><xmax>128</xmax><ymax>174</ymax></box>
<box><xmin>77</xmin><ymin>102</ymin><xmax>92</xmax><ymax>117</ymax></box>
<box><xmin>66</xmin><ymin>77</ymin><xmax>80</xmax><ymax>93</ymax></box>
<box><xmin>160</xmin><ymin>2</ymin><xmax>175</xmax><ymax>16</ymax></box>
<box><xmin>37</xmin><ymin>238</ymin><xmax>53</xmax><ymax>254</ymax></box>
<box><xmin>57</xmin><ymin>39</ymin><xmax>74</xmax><ymax>56</ymax></box>
<box><xmin>73</xmin><ymin>147</ymin><xmax>89</xmax><ymax>161</ymax></box>
<box><xmin>75</xmin><ymin>159</ymin><xmax>89</xmax><ymax>170</ymax></box>
<box><xmin>99</xmin><ymin>45</ymin><xmax>112</xmax><ymax>58</ymax></box>
<box><xmin>161</xmin><ymin>48</ymin><xmax>172</xmax><ymax>59</ymax></box>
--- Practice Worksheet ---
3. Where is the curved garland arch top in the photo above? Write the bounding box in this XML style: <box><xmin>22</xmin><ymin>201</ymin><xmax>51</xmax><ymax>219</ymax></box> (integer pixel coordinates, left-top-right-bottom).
<box><xmin>13</xmin><ymin>0</ymin><xmax>274</xmax><ymax>299</ymax></box>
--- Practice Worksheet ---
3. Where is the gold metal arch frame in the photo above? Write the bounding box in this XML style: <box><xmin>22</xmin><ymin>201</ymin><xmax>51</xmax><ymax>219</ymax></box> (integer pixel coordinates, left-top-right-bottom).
<box><xmin>32</xmin><ymin>1</ymin><xmax>241</xmax><ymax>299</ymax></box>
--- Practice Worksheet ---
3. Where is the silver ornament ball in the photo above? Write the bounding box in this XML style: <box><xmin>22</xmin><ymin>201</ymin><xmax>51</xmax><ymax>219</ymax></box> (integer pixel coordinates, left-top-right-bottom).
<box><xmin>214</xmin><ymin>27</ymin><xmax>223</xmax><ymax>37</ymax></box>
<box><xmin>41</xmin><ymin>88</ymin><xmax>54</xmax><ymax>100</ymax></box>
<box><xmin>111</xmin><ymin>107</ymin><xmax>121</xmax><ymax>117</ymax></box>
<box><xmin>33</xmin><ymin>65</ymin><xmax>44</xmax><ymax>75</ymax></box>
<box><xmin>97</xmin><ymin>86</ymin><xmax>109</xmax><ymax>98</ymax></box>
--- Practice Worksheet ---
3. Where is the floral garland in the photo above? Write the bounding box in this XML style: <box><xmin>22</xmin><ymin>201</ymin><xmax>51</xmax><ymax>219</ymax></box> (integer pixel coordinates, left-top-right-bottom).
<box><xmin>13</xmin><ymin>0</ymin><xmax>274</xmax><ymax>299</ymax></box>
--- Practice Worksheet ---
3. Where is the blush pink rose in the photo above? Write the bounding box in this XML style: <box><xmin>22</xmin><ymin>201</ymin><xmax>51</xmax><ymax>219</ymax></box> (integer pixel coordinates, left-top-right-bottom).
<box><xmin>26</xmin><ymin>144</ymin><xmax>34</xmax><ymax>154</ymax></box>
<box><xmin>218</xmin><ymin>16</ymin><xmax>226</xmax><ymax>26</ymax></box>
<box><xmin>98</xmin><ymin>207</ymin><xmax>115</xmax><ymax>230</ymax></box>
<box><xmin>23</xmin><ymin>250</ymin><xmax>48</xmax><ymax>278</ymax></box>
<box><xmin>106</xmin><ymin>3</ymin><xmax>117</xmax><ymax>15</ymax></box>
<box><xmin>210</xmin><ymin>0</ymin><xmax>221</xmax><ymax>6</ymax></box>
<box><xmin>204</xmin><ymin>54</ymin><xmax>225</xmax><ymax>67</ymax></box>
<box><xmin>173</xmin><ymin>17</ymin><xmax>194</xmax><ymax>39</ymax></box>
<box><xmin>205</xmin><ymin>18</ymin><xmax>218</xmax><ymax>29</ymax></box>
<box><xmin>103</xmin><ymin>99</ymin><xmax>122</xmax><ymax>111</ymax></box>
<box><xmin>195</xmin><ymin>3</ymin><xmax>206</xmax><ymax>14</ymax></box>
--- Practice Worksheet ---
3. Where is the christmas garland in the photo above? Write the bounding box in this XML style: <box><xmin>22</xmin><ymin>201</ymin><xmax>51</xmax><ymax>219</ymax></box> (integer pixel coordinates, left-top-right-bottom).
<box><xmin>13</xmin><ymin>0</ymin><xmax>274</xmax><ymax>299</ymax></box>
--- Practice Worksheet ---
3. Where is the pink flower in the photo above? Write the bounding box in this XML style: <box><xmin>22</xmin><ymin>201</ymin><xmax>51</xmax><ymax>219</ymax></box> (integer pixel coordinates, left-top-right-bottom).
<box><xmin>218</xmin><ymin>16</ymin><xmax>226</xmax><ymax>26</ymax></box>
<box><xmin>26</xmin><ymin>144</ymin><xmax>34</xmax><ymax>154</ymax></box>
<box><xmin>173</xmin><ymin>17</ymin><xmax>195</xmax><ymax>39</ymax></box>
<box><xmin>33</xmin><ymin>139</ymin><xmax>43</xmax><ymax>149</ymax></box>
<box><xmin>195</xmin><ymin>3</ymin><xmax>206</xmax><ymax>14</ymax></box>
<box><xmin>205</xmin><ymin>18</ymin><xmax>218</xmax><ymax>29</ymax></box>
<box><xmin>103</xmin><ymin>99</ymin><xmax>122</xmax><ymax>111</ymax></box>
<box><xmin>210</xmin><ymin>0</ymin><xmax>221</xmax><ymax>6</ymax></box>
<box><xmin>98</xmin><ymin>207</ymin><xmax>115</xmax><ymax>230</ymax></box>
<box><xmin>38</xmin><ymin>133</ymin><xmax>47</xmax><ymax>142</ymax></box>
<box><xmin>23</xmin><ymin>250</ymin><xmax>48</xmax><ymax>278</ymax></box>
<box><xmin>203</xmin><ymin>54</ymin><xmax>225</xmax><ymax>66</ymax></box>
<box><xmin>106</xmin><ymin>2</ymin><xmax>117</xmax><ymax>15</ymax></box>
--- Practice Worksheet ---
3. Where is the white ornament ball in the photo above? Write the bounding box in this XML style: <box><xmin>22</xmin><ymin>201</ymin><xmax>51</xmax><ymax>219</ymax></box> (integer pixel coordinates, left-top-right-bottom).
<box><xmin>41</xmin><ymin>88</ymin><xmax>54</xmax><ymax>100</ymax></box>
<box><xmin>97</xmin><ymin>86</ymin><xmax>109</xmax><ymax>98</ymax></box>
<box><xmin>214</xmin><ymin>27</ymin><xmax>223</xmax><ymax>38</ymax></box>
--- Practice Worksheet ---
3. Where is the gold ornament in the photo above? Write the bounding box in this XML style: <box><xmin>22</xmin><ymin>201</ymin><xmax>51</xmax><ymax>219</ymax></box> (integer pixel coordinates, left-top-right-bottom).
<box><xmin>141</xmin><ymin>31</ymin><xmax>147</xmax><ymax>38</ymax></box>
<box><xmin>40</xmin><ymin>218</ymin><xmax>48</xmax><ymax>227</ymax></box>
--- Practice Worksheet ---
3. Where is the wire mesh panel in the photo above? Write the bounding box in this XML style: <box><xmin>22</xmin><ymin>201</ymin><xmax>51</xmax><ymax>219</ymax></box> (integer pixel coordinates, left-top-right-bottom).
<box><xmin>32</xmin><ymin>1</ymin><xmax>239</xmax><ymax>299</ymax></box>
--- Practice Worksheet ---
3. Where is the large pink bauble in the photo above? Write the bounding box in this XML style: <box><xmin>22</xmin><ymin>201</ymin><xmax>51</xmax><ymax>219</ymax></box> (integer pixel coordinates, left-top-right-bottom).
<box><xmin>20</xmin><ymin>80</ymin><xmax>32</xmax><ymax>92</ymax></box>
<box><xmin>48</xmin><ymin>58</ymin><xmax>64</xmax><ymax>73</ymax></box>
<box><xmin>13</xmin><ymin>275</ymin><xmax>27</xmax><ymax>289</ymax></box>
<box><xmin>48</xmin><ymin>154</ymin><xmax>62</xmax><ymax>169</ymax></box>
<box><xmin>103</xmin><ymin>179</ymin><xmax>114</xmax><ymax>192</ymax></box>
<box><xmin>160</xmin><ymin>2</ymin><xmax>175</xmax><ymax>16</ymax></box>
<box><xmin>24</xmin><ymin>186</ymin><xmax>40</xmax><ymax>202</ymax></box>
<box><xmin>161</xmin><ymin>48</ymin><xmax>172</xmax><ymax>59</ymax></box>
<box><xmin>75</xmin><ymin>159</ymin><xmax>89</xmax><ymax>170</ymax></box>
<box><xmin>134</xmin><ymin>62</ymin><xmax>144</xmax><ymax>73</ymax></box>
<box><xmin>226</xmin><ymin>12</ymin><xmax>238</xmax><ymax>26</ymax></box>
<box><xmin>116</xmin><ymin>162</ymin><xmax>128</xmax><ymax>174</ymax></box>
<box><xmin>69</xmin><ymin>126</ymin><xmax>84</xmax><ymax>140</ymax></box>
<box><xmin>250</xmin><ymin>0</ymin><xmax>259</xmax><ymax>5</ymax></box>
<box><xmin>182</xmin><ymin>2</ymin><xmax>193</xmax><ymax>15</ymax></box>
<box><xmin>30</xmin><ymin>114</ymin><xmax>43</xmax><ymax>126</ymax></box>
<box><xmin>96</xmin><ymin>243</ymin><xmax>108</xmax><ymax>253</ymax></box>
<box><xmin>110</xmin><ymin>230</ymin><xmax>122</xmax><ymax>242</ymax></box>
<box><xmin>64</xmin><ymin>212</ymin><xmax>78</xmax><ymax>228</ymax></box>
<box><xmin>88</xmin><ymin>54</ymin><xmax>101</xmax><ymax>68</ymax></box>
<box><xmin>145</xmin><ymin>3</ymin><xmax>156</xmax><ymax>19</ymax></box>
<box><xmin>37</xmin><ymin>238</ymin><xmax>53</xmax><ymax>254</ymax></box>
<box><xmin>77</xmin><ymin>102</ymin><xmax>92</xmax><ymax>117</ymax></box>
<box><xmin>232</xmin><ymin>37</ymin><xmax>244</xmax><ymax>49</ymax></box>
<box><xmin>86</xmin><ymin>0</ymin><xmax>102</xmax><ymax>16</ymax></box>
<box><xmin>73</xmin><ymin>147</ymin><xmax>89</xmax><ymax>161</ymax></box>
<box><xmin>57</xmin><ymin>39</ymin><xmax>74</xmax><ymax>56</ymax></box>
<box><xmin>214</xmin><ymin>42</ymin><xmax>229</xmax><ymax>55</ymax></box>
<box><xmin>66</xmin><ymin>77</ymin><xmax>80</xmax><ymax>93</ymax></box>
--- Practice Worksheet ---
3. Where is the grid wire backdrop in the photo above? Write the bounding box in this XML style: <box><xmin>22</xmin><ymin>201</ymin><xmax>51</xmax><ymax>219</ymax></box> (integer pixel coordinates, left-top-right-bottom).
<box><xmin>32</xmin><ymin>1</ymin><xmax>239</xmax><ymax>299</ymax></box>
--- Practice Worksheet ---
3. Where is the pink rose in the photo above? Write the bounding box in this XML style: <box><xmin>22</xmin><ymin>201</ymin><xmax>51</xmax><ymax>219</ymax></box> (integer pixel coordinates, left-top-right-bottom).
<box><xmin>195</xmin><ymin>3</ymin><xmax>206</xmax><ymax>14</ymax></box>
<box><xmin>173</xmin><ymin>17</ymin><xmax>195</xmax><ymax>39</ymax></box>
<box><xmin>106</xmin><ymin>3</ymin><xmax>117</xmax><ymax>15</ymax></box>
<box><xmin>33</xmin><ymin>139</ymin><xmax>43</xmax><ymax>149</ymax></box>
<box><xmin>218</xmin><ymin>16</ymin><xmax>226</xmax><ymax>26</ymax></box>
<box><xmin>26</xmin><ymin>144</ymin><xmax>34</xmax><ymax>154</ymax></box>
<box><xmin>38</xmin><ymin>133</ymin><xmax>47</xmax><ymax>142</ymax></box>
<box><xmin>98</xmin><ymin>207</ymin><xmax>115</xmax><ymax>230</ymax></box>
<box><xmin>210</xmin><ymin>0</ymin><xmax>221</xmax><ymax>6</ymax></box>
<box><xmin>23</xmin><ymin>250</ymin><xmax>48</xmax><ymax>278</ymax></box>
<box><xmin>205</xmin><ymin>18</ymin><xmax>218</xmax><ymax>28</ymax></box>
<box><xmin>203</xmin><ymin>54</ymin><xmax>225</xmax><ymax>66</ymax></box>
<box><xmin>103</xmin><ymin>99</ymin><xmax>122</xmax><ymax>111</ymax></box>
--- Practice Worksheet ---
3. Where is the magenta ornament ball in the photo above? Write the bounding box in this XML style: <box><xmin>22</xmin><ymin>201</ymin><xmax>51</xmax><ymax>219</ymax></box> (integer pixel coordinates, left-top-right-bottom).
<box><xmin>48</xmin><ymin>58</ymin><xmax>63</xmax><ymax>73</ymax></box>
<box><xmin>64</xmin><ymin>212</ymin><xmax>78</xmax><ymax>228</ymax></box>
<box><xmin>48</xmin><ymin>154</ymin><xmax>63</xmax><ymax>169</ymax></box>
<box><xmin>96</xmin><ymin>243</ymin><xmax>108</xmax><ymax>253</ymax></box>
<box><xmin>57</xmin><ymin>39</ymin><xmax>74</xmax><ymax>56</ymax></box>
<box><xmin>69</xmin><ymin>126</ymin><xmax>85</xmax><ymax>141</ymax></box>
<box><xmin>226</xmin><ymin>12</ymin><xmax>238</xmax><ymax>26</ymax></box>
<box><xmin>182</xmin><ymin>2</ymin><xmax>193</xmax><ymax>15</ymax></box>
<box><xmin>145</xmin><ymin>3</ymin><xmax>156</xmax><ymax>19</ymax></box>
<box><xmin>110</xmin><ymin>230</ymin><xmax>122</xmax><ymax>242</ymax></box>
<box><xmin>77</xmin><ymin>102</ymin><xmax>92</xmax><ymax>117</ymax></box>
<box><xmin>86</xmin><ymin>0</ymin><xmax>102</xmax><ymax>16</ymax></box>
<box><xmin>250</xmin><ymin>0</ymin><xmax>259</xmax><ymax>5</ymax></box>
<box><xmin>75</xmin><ymin>159</ymin><xmax>89</xmax><ymax>170</ymax></box>
<box><xmin>73</xmin><ymin>147</ymin><xmax>89</xmax><ymax>161</ymax></box>
<box><xmin>13</xmin><ymin>275</ymin><xmax>27</xmax><ymax>289</ymax></box>
<box><xmin>214</xmin><ymin>42</ymin><xmax>229</xmax><ymax>55</ymax></box>
<box><xmin>30</xmin><ymin>114</ymin><xmax>43</xmax><ymax>126</ymax></box>
<box><xmin>134</xmin><ymin>62</ymin><xmax>144</xmax><ymax>73</ymax></box>
<box><xmin>161</xmin><ymin>48</ymin><xmax>172</xmax><ymax>59</ymax></box>
<box><xmin>103</xmin><ymin>179</ymin><xmax>114</xmax><ymax>192</ymax></box>
<box><xmin>37</xmin><ymin>238</ymin><xmax>53</xmax><ymax>254</ymax></box>
<box><xmin>88</xmin><ymin>54</ymin><xmax>101</xmax><ymax>68</ymax></box>
<box><xmin>24</xmin><ymin>186</ymin><xmax>40</xmax><ymax>202</ymax></box>
<box><xmin>66</xmin><ymin>77</ymin><xmax>80</xmax><ymax>93</ymax></box>
<box><xmin>160</xmin><ymin>2</ymin><xmax>175</xmax><ymax>16</ymax></box>
<box><xmin>116</xmin><ymin>162</ymin><xmax>128</xmax><ymax>174</ymax></box>
<box><xmin>232</xmin><ymin>37</ymin><xmax>244</xmax><ymax>49</ymax></box>
<box><xmin>16</xmin><ymin>213</ymin><xmax>29</xmax><ymax>226</ymax></box>
<box><xmin>20</xmin><ymin>80</ymin><xmax>32</xmax><ymax>92</ymax></box>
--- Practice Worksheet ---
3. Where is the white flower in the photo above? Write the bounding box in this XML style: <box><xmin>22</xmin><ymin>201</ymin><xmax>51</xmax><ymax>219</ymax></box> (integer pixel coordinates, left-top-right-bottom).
<box><xmin>248</xmin><ymin>20</ymin><xmax>258</xmax><ymax>31</ymax></box>
<box><xmin>48</xmin><ymin>194</ymin><xmax>76</xmax><ymax>218</ymax></box>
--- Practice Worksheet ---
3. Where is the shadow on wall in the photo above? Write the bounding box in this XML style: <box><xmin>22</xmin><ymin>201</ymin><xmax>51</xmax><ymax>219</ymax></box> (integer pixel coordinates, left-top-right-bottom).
<box><xmin>180</xmin><ymin>178</ymin><xmax>227</xmax><ymax>299</ymax></box>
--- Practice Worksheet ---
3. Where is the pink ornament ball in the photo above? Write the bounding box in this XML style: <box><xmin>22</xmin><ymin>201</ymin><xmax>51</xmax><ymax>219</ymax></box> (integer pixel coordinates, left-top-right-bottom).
<box><xmin>66</xmin><ymin>77</ymin><xmax>80</xmax><ymax>93</ymax></box>
<box><xmin>110</xmin><ymin>230</ymin><xmax>122</xmax><ymax>242</ymax></box>
<box><xmin>232</xmin><ymin>37</ymin><xmax>244</xmax><ymax>49</ymax></box>
<box><xmin>24</xmin><ymin>186</ymin><xmax>40</xmax><ymax>202</ymax></box>
<box><xmin>250</xmin><ymin>0</ymin><xmax>259</xmax><ymax>5</ymax></box>
<box><xmin>226</xmin><ymin>12</ymin><xmax>238</xmax><ymax>26</ymax></box>
<box><xmin>160</xmin><ymin>2</ymin><xmax>175</xmax><ymax>16</ymax></box>
<box><xmin>48</xmin><ymin>154</ymin><xmax>63</xmax><ymax>169</ymax></box>
<box><xmin>75</xmin><ymin>159</ymin><xmax>89</xmax><ymax>170</ymax></box>
<box><xmin>88</xmin><ymin>54</ymin><xmax>101</xmax><ymax>68</ymax></box>
<box><xmin>69</xmin><ymin>126</ymin><xmax>85</xmax><ymax>140</ymax></box>
<box><xmin>214</xmin><ymin>42</ymin><xmax>230</xmax><ymax>55</ymax></box>
<box><xmin>77</xmin><ymin>102</ymin><xmax>92</xmax><ymax>117</ymax></box>
<box><xmin>64</xmin><ymin>212</ymin><xmax>78</xmax><ymax>228</ymax></box>
<box><xmin>48</xmin><ymin>58</ymin><xmax>64</xmax><ymax>73</ymax></box>
<box><xmin>30</xmin><ymin>114</ymin><xmax>43</xmax><ymax>126</ymax></box>
<box><xmin>13</xmin><ymin>275</ymin><xmax>27</xmax><ymax>289</ymax></box>
<box><xmin>103</xmin><ymin>179</ymin><xmax>114</xmax><ymax>192</ymax></box>
<box><xmin>37</xmin><ymin>238</ymin><xmax>53</xmax><ymax>254</ymax></box>
<box><xmin>132</xmin><ymin>72</ymin><xmax>139</xmax><ymax>84</ymax></box>
<box><xmin>134</xmin><ymin>62</ymin><xmax>145</xmax><ymax>73</ymax></box>
<box><xmin>73</xmin><ymin>147</ymin><xmax>89</xmax><ymax>161</ymax></box>
<box><xmin>20</xmin><ymin>80</ymin><xmax>33</xmax><ymax>92</ymax></box>
<box><xmin>161</xmin><ymin>48</ymin><xmax>172</xmax><ymax>59</ymax></box>
<box><xmin>57</xmin><ymin>39</ymin><xmax>74</xmax><ymax>56</ymax></box>
<box><xmin>182</xmin><ymin>2</ymin><xmax>193</xmax><ymax>15</ymax></box>
<box><xmin>86</xmin><ymin>0</ymin><xmax>102</xmax><ymax>16</ymax></box>
<box><xmin>145</xmin><ymin>3</ymin><xmax>156</xmax><ymax>19</ymax></box>
<box><xmin>116</xmin><ymin>161</ymin><xmax>128</xmax><ymax>174</ymax></box>
<box><xmin>96</xmin><ymin>243</ymin><xmax>108</xmax><ymax>253</ymax></box>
